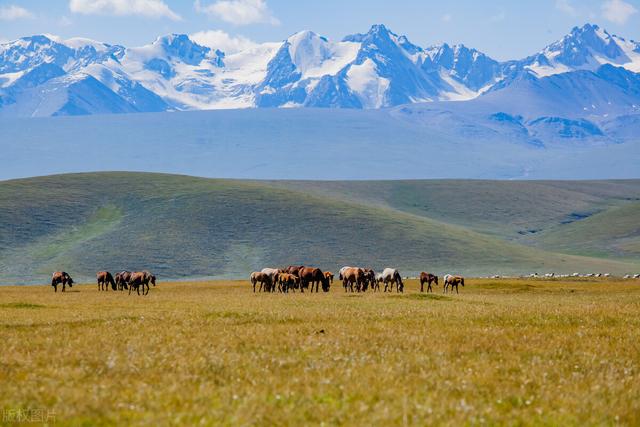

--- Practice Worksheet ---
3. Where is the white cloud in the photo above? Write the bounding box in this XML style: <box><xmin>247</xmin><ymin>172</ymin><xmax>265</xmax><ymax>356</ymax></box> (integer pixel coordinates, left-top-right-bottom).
<box><xmin>194</xmin><ymin>0</ymin><xmax>279</xmax><ymax>25</ymax></box>
<box><xmin>602</xmin><ymin>0</ymin><xmax>638</xmax><ymax>24</ymax></box>
<box><xmin>441</xmin><ymin>13</ymin><xmax>452</xmax><ymax>23</ymax></box>
<box><xmin>0</xmin><ymin>5</ymin><xmax>34</xmax><ymax>20</ymax></box>
<box><xmin>69</xmin><ymin>0</ymin><xmax>181</xmax><ymax>21</ymax></box>
<box><xmin>555</xmin><ymin>0</ymin><xmax>577</xmax><ymax>16</ymax></box>
<box><xmin>191</xmin><ymin>29</ymin><xmax>256</xmax><ymax>54</ymax></box>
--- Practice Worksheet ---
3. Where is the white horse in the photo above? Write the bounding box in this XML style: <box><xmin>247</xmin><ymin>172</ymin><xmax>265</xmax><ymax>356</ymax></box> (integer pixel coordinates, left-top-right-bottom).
<box><xmin>443</xmin><ymin>274</ymin><xmax>465</xmax><ymax>294</ymax></box>
<box><xmin>381</xmin><ymin>268</ymin><xmax>404</xmax><ymax>293</ymax></box>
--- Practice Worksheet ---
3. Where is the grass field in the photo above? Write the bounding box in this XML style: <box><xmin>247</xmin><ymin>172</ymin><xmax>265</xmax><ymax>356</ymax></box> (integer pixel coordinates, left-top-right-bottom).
<box><xmin>1</xmin><ymin>279</ymin><xmax>639</xmax><ymax>425</ymax></box>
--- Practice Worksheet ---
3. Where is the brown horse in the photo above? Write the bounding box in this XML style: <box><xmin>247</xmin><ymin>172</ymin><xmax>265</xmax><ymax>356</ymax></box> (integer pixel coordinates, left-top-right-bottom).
<box><xmin>128</xmin><ymin>271</ymin><xmax>155</xmax><ymax>296</ymax></box>
<box><xmin>342</xmin><ymin>267</ymin><xmax>365</xmax><ymax>292</ymax></box>
<box><xmin>324</xmin><ymin>271</ymin><xmax>334</xmax><ymax>284</ymax></box>
<box><xmin>286</xmin><ymin>265</ymin><xmax>305</xmax><ymax>277</ymax></box>
<box><xmin>443</xmin><ymin>274</ymin><xmax>464</xmax><ymax>294</ymax></box>
<box><xmin>250</xmin><ymin>272</ymin><xmax>271</xmax><ymax>292</ymax></box>
<box><xmin>96</xmin><ymin>271</ymin><xmax>116</xmax><ymax>291</ymax></box>
<box><xmin>278</xmin><ymin>273</ymin><xmax>300</xmax><ymax>293</ymax></box>
<box><xmin>115</xmin><ymin>271</ymin><xmax>132</xmax><ymax>291</ymax></box>
<box><xmin>51</xmin><ymin>272</ymin><xmax>74</xmax><ymax>292</ymax></box>
<box><xmin>420</xmin><ymin>272</ymin><xmax>439</xmax><ymax>293</ymax></box>
<box><xmin>299</xmin><ymin>267</ymin><xmax>330</xmax><ymax>293</ymax></box>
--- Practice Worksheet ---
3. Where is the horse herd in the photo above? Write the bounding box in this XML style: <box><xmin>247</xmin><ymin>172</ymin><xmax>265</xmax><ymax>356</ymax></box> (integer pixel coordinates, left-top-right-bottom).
<box><xmin>250</xmin><ymin>266</ymin><xmax>466</xmax><ymax>294</ymax></box>
<box><xmin>51</xmin><ymin>271</ymin><xmax>157</xmax><ymax>295</ymax></box>
<box><xmin>50</xmin><ymin>267</ymin><xmax>465</xmax><ymax>295</ymax></box>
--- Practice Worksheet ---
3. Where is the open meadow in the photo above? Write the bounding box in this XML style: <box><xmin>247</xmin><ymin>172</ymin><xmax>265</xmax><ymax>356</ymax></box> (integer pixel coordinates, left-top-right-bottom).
<box><xmin>1</xmin><ymin>278</ymin><xmax>639</xmax><ymax>425</ymax></box>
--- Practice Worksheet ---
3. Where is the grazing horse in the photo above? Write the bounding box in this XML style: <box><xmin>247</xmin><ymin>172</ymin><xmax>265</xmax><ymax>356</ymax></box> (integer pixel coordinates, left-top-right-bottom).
<box><xmin>261</xmin><ymin>268</ymin><xmax>282</xmax><ymax>293</ymax></box>
<box><xmin>443</xmin><ymin>274</ymin><xmax>465</xmax><ymax>294</ymax></box>
<box><xmin>342</xmin><ymin>267</ymin><xmax>365</xmax><ymax>292</ymax></box>
<box><xmin>339</xmin><ymin>266</ymin><xmax>354</xmax><ymax>291</ymax></box>
<box><xmin>97</xmin><ymin>271</ymin><xmax>116</xmax><ymax>291</ymax></box>
<box><xmin>299</xmin><ymin>267</ymin><xmax>330</xmax><ymax>293</ymax></box>
<box><xmin>278</xmin><ymin>273</ymin><xmax>300</xmax><ymax>293</ymax></box>
<box><xmin>420</xmin><ymin>272</ymin><xmax>438</xmax><ymax>293</ymax></box>
<box><xmin>115</xmin><ymin>271</ymin><xmax>132</xmax><ymax>291</ymax></box>
<box><xmin>250</xmin><ymin>272</ymin><xmax>271</xmax><ymax>293</ymax></box>
<box><xmin>362</xmin><ymin>269</ymin><xmax>376</xmax><ymax>292</ymax></box>
<box><xmin>381</xmin><ymin>268</ymin><xmax>404</xmax><ymax>293</ymax></box>
<box><xmin>51</xmin><ymin>271</ymin><xmax>74</xmax><ymax>292</ymax></box>
<box><xmin>324</xmin><ymin>271</ymin><xmax>334</xmax><ymax>284</ymax></box>
<box><xmin>128</xmin><ymin>271</ymin><xmax>155</xmax><ymax>296</ymax></box>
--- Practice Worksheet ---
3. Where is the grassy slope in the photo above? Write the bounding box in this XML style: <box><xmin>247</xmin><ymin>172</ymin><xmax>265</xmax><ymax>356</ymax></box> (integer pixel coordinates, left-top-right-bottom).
<box><xmin>271</xmin><ymin>180</ymin><xmax>640</xmax><ymax>236</ymax></box>
<box><xmin>0</xmin><ymin>173</ymin><xmax>639</xmax><ymax>284</ymax></box>
<box><xmin>1</xmin><ymin>279</ymin><xmax>639</xmax><ymax>425</ymax></box>
<box><xmin>534</xmin><ymin>202</ymin><xmax>640</xmax><ymax>258</ymax></box>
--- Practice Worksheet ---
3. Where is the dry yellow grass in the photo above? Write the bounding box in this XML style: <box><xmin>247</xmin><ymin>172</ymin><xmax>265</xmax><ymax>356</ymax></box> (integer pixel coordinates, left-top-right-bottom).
<box><xmin>1</xmin><ymin>278</ymin><xmax>639</xmax><ymax>426</ymax></box>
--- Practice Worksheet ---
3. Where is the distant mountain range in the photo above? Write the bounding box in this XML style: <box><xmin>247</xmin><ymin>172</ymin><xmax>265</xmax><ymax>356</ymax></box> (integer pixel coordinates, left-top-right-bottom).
<box><xmin>0</xmin><ymin>23</ymin><xmax>639</xmax><ymax>117</ymax></box>
<box><xmin>1</xmin><ymin>22</ymin><xmax>640</xmax><ymax>172</ymax></box>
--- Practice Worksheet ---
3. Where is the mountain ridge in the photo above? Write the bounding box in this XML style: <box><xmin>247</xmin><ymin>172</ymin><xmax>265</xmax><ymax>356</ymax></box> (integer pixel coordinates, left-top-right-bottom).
<box><xmin>1</xmin><ymin>23</ymin><xmax>640</xmax><ymax>117</ymax></box>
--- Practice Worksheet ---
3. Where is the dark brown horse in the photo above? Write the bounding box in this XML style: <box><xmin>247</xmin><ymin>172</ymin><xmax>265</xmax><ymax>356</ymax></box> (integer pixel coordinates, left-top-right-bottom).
<box><xmin>51</xmin><ymin>272</ymin><xmax>74</xmax><ymax>292</ymax></box>
<box><xmin>420</xmin><ymin>272</ymin><xmax>439</xmax><ymax>293</ymax></box>
<box><xmin>97</xmin><ymin>271</ymin><xmax>116</xmax><ymax>291</ymax></box>
<box><xmin>362</xmin><ymin>269</ymin><xmax>376</xmax><ymax>291</ymax></box>
<box><xmin>324</xmin><ymin>271</ymin><xmax>334</xmax><ymax>284</ymax></box>
<box><xmin>115</xmin><ymin>271</ymin><xmax>132</xmax><ymax>291</ymax></box>
<box><xmin>299</xmin><ymin>267</ymin><xmax>330</xmax><ymax>293</ymax></box>
<box><xmin>128</xmin><ymin>271</ymin><xmax>156</xmax><ymax>296</ymax></box>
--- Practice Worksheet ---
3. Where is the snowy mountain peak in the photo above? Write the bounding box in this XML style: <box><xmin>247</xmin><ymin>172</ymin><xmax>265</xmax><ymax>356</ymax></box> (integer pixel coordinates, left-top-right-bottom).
<box><xmin>151</xmin><ymin>34</ymin><xmax>221</xmax><ymax>66</ymax></box>
<box><xmin>1</xmin><ymin>23</ymin><xmax>640</xmax><ymax>118</ymax></box>
<box><xmin>524</xmin><ymin>22</ymin><xmax>640</xmax><ymax>76</ymax></box>
<box><xmin>285</xmin><ymin>30</ymin><xmax>359</xmax><ymax>77</ymax></box>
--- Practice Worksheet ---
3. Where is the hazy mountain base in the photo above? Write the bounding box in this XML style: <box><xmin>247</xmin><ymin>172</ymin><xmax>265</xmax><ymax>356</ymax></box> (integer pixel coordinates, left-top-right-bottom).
<box><xmin>0</xmin><ymin>173</ymin><xmax>638</xmax><ymax>284</ymax></box>
<box><xmin>0</xmin><ymin>108</ymin><xmax>639</xmax><ymax>182</ymax></box>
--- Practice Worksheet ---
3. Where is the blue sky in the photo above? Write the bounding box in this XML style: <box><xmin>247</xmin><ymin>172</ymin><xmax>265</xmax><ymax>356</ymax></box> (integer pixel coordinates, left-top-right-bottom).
<box><xmin>1</xmin><ymin>0</ymin><xmax>639</xmax><ymax>60</ymax></box>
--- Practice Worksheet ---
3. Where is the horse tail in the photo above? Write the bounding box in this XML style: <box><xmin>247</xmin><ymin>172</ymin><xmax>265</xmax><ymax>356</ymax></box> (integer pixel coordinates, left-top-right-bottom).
<box><xmin>461</xmin><ymin>277</ymin><xmax>465</xmax><ymax>287</ymax></box>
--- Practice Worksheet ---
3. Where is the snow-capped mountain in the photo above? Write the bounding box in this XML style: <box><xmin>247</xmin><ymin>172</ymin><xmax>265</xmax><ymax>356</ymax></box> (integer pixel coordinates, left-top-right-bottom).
<box><xmin>521</xmin><ymin>24</ymin><xmax>640</xmax><ymax>77</ymax></box>
<box><xmin>0</xmin><ymin>23</ymin><xmax>640</xmax><ymax>120</ymax></box>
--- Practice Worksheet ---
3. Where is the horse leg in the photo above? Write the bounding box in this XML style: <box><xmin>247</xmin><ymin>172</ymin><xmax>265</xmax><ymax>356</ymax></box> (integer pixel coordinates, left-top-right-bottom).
<box><xmin>53</xmin><ymin>284</ymin><xmax>57</xmax><ymax>293</ymax></box>
<box><xmin>62</xmin><ymin>283</ymin><xmax>66</xmax><ymax>292</ymax></box>
<box><xmin>456</xmin><ymin>284</ymin><xmax>459</xmax><ymax>294</ymax></box>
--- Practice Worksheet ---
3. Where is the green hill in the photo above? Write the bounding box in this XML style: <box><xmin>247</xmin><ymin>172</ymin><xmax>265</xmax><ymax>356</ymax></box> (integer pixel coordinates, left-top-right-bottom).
<box><xmin>1</xmin><ymin>173</ymin><xmax>639</xmax><ymax>284</ymax></box>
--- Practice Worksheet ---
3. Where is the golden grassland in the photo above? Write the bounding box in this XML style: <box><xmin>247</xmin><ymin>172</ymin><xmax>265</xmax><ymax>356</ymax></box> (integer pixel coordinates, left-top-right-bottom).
<box><xmin>1</xmin><ymin>278</ymin><xmax>639</xmax><ymax>426</ymax></box>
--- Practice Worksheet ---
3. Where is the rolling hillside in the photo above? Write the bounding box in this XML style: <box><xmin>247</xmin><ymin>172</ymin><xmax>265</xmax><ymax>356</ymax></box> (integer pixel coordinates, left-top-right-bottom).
<box><xmin>1</xmin><ymin>173</ymin><xmax>639</xmax><ymax>284</ymax></box>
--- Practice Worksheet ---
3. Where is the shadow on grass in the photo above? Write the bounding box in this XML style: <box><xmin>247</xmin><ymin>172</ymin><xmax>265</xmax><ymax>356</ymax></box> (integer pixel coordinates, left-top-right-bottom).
<box><xmin>0</xmin><ymin>302</ymin><xmax>46</xmax><ymax>309</ymax></box>
<box><xmin>395</xmin><ymin>293</ymin><xmax>453</xmax><ymax>301</ymax></box>
<box><xmin>206</xmin><ymin>311</ymin><xmax>304</xmax><ymax>325</ymax></box>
